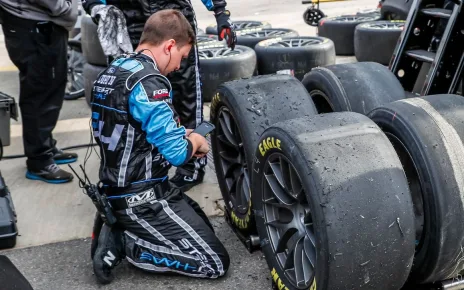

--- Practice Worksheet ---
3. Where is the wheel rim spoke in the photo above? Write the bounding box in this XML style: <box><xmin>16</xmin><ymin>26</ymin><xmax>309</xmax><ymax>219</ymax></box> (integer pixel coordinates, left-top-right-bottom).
<box><xmin>263</xmin><ymin>153</ymin><xmax>316</xmax><ymax>289</ymax></box>
<box><xmin>215</xmin><ymin>107</ymin><xmax>251</xmax><ymax>215</ymax></box>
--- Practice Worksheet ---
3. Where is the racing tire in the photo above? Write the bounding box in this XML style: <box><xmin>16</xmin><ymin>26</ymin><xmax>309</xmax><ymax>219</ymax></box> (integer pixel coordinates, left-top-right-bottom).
<box><xmin>252</xmin><ymin>112</ymin><xmax>415</xmax><ymax>290</ymax></box>
<box><xmin>81</xmin><ymin>15</ymin><xmax>108</xmax><ymax>66</ymax></box>
<box><xmin>302</xmin><ymin>61</ymin><xmax>406</xmax><ymax>114</ymax></box>
<box><xmin>236</xmin><ymin>28</ymin><xmax>299</xmax><ymax>49</ymax></box>
<box><xmin>254</xmin><ymin>36</ymin><xmax>335</xmax><ymax>80</ymax></box>
<box><xmin>210</xmin><ymin>74</ymin><xmax>318</xmax><ymax>234</ymax></box>
<box><xmin>205</xmin><ymin>20</ymin><xmax>272</xmax><ymax>35</ymax></box>
<box><xmin>199</xmin><ymin>45</ymin><xmax>257</xmax><ymax>102</ymax></box>
<box><xmin>317</xmin><ymin>14</ymin><xmax>381</xmax><ymax>55</ymax></box>
<box><xmin>354</xmin><ymin>20</ymin><xmax>405</xmax><ymax>65</ymax></box>
<box><xmin>368</xmin><ymin>94</ymin><xmax>464</xmax><ymax>284</ymax></box>
<box><xmin>197</xmin><ymin>35</ymin><xmax>226</xmax><ymax>49</ymax></box>
<box><xmin>84</xmin><ymin>63</ymin><xmax>106</xmax><ymax>107</ymax></box>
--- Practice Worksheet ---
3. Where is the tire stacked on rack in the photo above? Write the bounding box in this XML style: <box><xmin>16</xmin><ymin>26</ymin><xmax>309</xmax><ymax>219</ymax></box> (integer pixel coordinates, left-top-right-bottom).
<box><xmin>317</xmin><ymin>14</ymin><xmax>381</xmax><ymax>55</ymax></box>
<box><xmin>210</xmin><ymin>73</ymin><xmax>417</xmax><ymax>290</ymax></box>
<box><xmin>254</xmin><ymin>36</ymin><xmax>336</xmax><ymax>80</ymax></box>
<box><xmin>354</xmin><ymin>20</ymin><xmax>405</xmax><ymax>65</ymax></box>
<box><xmin>301</xmin><ymin>61</ymin><xmax>464</xmax><ymax>286</ymax></box>
<box><xmin>81</xmin><ymin>15</ymin><xmax>108</xmax><ymax>107</ymax></box>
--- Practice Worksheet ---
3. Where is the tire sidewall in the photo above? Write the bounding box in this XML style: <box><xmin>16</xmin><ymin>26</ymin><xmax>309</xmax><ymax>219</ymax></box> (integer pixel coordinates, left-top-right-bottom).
<box><xmin>200</xmin><ymin>46</ymin><xmax>256</xmax><ymax>102</ymax></box>
<box><xmin>210</xmin><ymin>89</ymin><xmax>256</xmax><ymax>232</ymax></box>
<box><xmin>254</xmin><ymin>37</ymin><xmax>335</xmax><ymax>80</ymax></box>
<box><xmin>302</xmin><ymin>68</ymin><xmax>348</xmax><ymax>113</ymax></box>
<box><xmin>252</xmin><ymin>128</ymin><xmax>326</xmax><ymax>290</ymax></box>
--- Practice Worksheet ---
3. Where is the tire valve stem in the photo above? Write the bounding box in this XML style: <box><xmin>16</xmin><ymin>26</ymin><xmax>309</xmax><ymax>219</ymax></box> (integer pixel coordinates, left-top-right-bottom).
<box><xmin>396</xmin><ymin>217</ymin><xmax>404</xmax><ymax>237</ymax></box>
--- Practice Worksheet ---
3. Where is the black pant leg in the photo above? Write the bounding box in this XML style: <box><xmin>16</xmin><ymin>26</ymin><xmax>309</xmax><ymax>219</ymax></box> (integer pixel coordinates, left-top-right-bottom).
<box><xmin>116</xmin><ymin>189</ymin><xmax>230</xmax><ymax>278</ymax></box>
<box><xmin>182</xmin><ymin>191</ymin><xmax>215</xmax><ymax>232</ymax></box>
<box><xmin>2</xmin><ymin>19</ymin><xmax>68</xmax><ymax>170</ymax></box>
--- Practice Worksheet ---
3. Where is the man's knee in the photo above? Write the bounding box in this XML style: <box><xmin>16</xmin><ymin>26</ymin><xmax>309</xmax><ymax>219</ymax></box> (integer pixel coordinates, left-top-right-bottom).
<box><xmin>210</xmin><ymin>240</ymin><xmax>230</xmax><ymax>278</ymax></box>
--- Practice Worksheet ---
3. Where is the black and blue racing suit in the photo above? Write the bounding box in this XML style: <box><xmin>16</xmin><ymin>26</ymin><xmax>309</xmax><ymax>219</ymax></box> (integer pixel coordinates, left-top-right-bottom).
<box><xmin>82</xmin><ymin>0</ymin><xmax>229</xmax><ymax>183</ymax></box>
<box><xmin>91</xmin><ymin>52</ymin><xmax>229</xmax><ymax>278</ymax></box>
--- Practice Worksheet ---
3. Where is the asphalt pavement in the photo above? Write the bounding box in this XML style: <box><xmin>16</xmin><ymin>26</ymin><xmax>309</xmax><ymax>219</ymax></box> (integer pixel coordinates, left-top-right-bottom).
<box><xmin>3</xmin><ymin>218</ymin><xmax>270</xmax><ymax>290</ymax></box>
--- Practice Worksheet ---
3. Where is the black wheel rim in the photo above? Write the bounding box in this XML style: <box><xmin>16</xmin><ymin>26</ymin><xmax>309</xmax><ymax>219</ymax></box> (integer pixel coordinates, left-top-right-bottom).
<box><xmin>263</xmin><ymin>153</ymin><xmax>316</xmax><ymax>289</ymax></box>
<box><xmin>235</xmin><ymin>21</ymin><xmax>268</xmax><ymax>30</ymax></box>
<box><xmin>365</xmin><ymin>22</ymin><xmax>404</xmax><ymax>29</ymax></box>
<box><xmin>268</xmin><ymin>38</ymin><xmax>322</xmax><ymax>47</ymax></box>
<box><xmin>197</xmin><ymin>35</ymin><xmax>218</xmax><ymax>43</ymax></box>
<box><xmin>66</xmin><ymin>49</ymin><xmax>85</xmax><ymax>96</ymax></box>
<box><xmin>216</xmin><ymin>107</ymin><xmax>250</xmax><ymax>215</ymax></box>
<box><xmin>384</xmin><ymin>132</ymin><xmax>425</xmax><ymax>251</ymax></box>
<box><xmin>242</xmin><ymin>29</ymin><xmax>291</xmax><ymax>37</ymax></box>
<box><xmin>332</xmin><ymin>15</ymin><xmax>377</xmax><ymax>21</ymax></box>
<box><xmin>304</xmin><ymin>8</ymin><xmax>325</xmax><ymax>26</ymax></box>
<box><xmin>198</xmin><ymin>47</ymin><xmax>243</xmax><ymax>59</ymax></box>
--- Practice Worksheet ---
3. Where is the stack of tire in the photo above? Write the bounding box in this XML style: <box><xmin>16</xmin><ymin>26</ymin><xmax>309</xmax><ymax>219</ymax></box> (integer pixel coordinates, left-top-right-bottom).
<box><xmin>200</xmin><ymin>20</ymin><xmax>337</xmax><ymax>102</ymax></box>
<box><xmin>317</xmin><ymin>10</ymin><xmax>405</xmax><ymax>65</ymax></box>
<box><xmin>210</xmin><ymin>61</ymin><xmax>464</xmax><ymax>289</ymax></box>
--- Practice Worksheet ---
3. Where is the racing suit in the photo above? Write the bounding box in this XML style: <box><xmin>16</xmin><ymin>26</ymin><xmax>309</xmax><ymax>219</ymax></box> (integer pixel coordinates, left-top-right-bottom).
<box><xmin>90</xmin><ymin>52</ymin><xmax>229</xmax><ymax>278</ymax></box>
<box><xmin>82</xmin><ymin>0</ymin><xmax>229</xmax><ymax>186</ymax></box>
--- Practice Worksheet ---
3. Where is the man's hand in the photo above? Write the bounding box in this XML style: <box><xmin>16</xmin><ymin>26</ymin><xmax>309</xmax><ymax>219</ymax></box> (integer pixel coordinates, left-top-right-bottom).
<box><xmin>188</xmin><ymin>133</ymin><xmax>210</xmax><ymax>158</ymax></box>
<box><xmin>185</xmin><ymin>129</ymin><xmax>194</xmax><ymax>137</ymax></box>
<box><xmin>214</xmin><ymin>9</ymin><xmax>237</xmax><ymax>50</ymax></box>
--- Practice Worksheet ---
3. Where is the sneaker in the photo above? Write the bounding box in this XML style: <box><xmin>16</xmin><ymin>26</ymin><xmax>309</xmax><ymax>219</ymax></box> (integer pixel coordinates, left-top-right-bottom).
<box><xmin>53</xmin><ymin>148</ymin><xmax>78</xmax><ymax>165</ymax></box>
<box><xmin>169</xmin><ymin>171</ymin><xmax>205</xmax><ymax>192</ymax></box>
<box><xmin>25</xmin><ymin>164</ymin><xmax>74</xmax><ymax>184</ymax></box>
<box><xmin>93</xmin><ymin>224</ymin><xmax>125</xmax><ymax>285</ymax></box>
<box><xmin>91</xmin><ymin>212</ymin><xmax>104</xmax><ymax>260</ymax></box>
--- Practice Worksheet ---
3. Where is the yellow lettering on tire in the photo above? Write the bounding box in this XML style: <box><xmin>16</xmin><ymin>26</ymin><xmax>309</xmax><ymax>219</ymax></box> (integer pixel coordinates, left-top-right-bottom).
<box><xmin>259</xmin><ymin>137</ymin><xmax>283</xmax><ymax>156</ymax></box>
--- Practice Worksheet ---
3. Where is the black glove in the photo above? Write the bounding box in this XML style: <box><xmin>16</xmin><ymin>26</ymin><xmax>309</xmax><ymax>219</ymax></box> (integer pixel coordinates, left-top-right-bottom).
<box><xmin>214</xmin><ymin>9</ymin><xmax>237</xmax><ymax>50</ymax></box>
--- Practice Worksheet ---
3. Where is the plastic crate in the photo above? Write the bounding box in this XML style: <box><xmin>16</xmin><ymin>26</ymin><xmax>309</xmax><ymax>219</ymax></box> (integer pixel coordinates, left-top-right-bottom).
<box><xmin>0</xmin><ymin>172</ymin><xmax>17</xmax><ymax>249</ymax></box>
<box><xmin>0</xmin><ymin>92</ymin><xmax>18</xmax><ymax>147</ymax></box>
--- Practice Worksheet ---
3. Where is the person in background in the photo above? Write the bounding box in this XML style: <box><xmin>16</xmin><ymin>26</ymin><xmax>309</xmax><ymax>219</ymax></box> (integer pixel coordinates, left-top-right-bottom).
<box><xmin>89</xmin><ymin>10</ymin><xmax>229</xmax><ymax>284</ymax></box>
<box><xmin>0</xmin><ymin>0</ymin><xmax>79</xmax><ymax>184</ymax></box>
<box><xmin>82</xmin><ymin>0</ymin><xmax>237</xmax><ymax>192</ymax></box>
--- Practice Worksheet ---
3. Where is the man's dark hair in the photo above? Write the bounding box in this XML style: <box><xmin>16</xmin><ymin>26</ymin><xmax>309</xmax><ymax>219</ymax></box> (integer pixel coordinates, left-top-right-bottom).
<box><xmin>139</xmin><ymin>9</ymin><xmax>196</xmax><ymax>48</ymax></box>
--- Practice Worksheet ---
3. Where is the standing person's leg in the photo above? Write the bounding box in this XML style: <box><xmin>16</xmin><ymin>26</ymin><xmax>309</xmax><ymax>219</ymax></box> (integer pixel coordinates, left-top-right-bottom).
<box><xmin>168</xmin><ymin>3</ymin><xmax>207</xmax><ymax>192</ymax></box>
<box><xmin>1</xmin><ymin>14</ymin><xmax>75</xmax><ymax>183</ymax></box>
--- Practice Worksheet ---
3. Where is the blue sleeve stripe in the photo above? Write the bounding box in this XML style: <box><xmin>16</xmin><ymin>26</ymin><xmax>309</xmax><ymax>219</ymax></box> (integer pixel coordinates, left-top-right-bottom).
<box><xmin>201</xmin><ymin>0</ymin><xmax>214</xmax><ymax>10</ymax></box>
<box><xmin>91</xmin><ymin>102</ymin><xmax>127</xmax><ymax>114</ymax></box>
<box><xmin>128</xmin><ymin>83</ymin><xmax>188</xmax><ymax>166</ymax></box>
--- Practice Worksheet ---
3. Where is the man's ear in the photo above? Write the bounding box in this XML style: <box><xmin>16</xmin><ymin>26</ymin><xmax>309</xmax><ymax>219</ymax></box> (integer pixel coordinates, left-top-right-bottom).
<box><xmin>166</xmin><ymin>39</ymin><xmax>176</xmax><ymax>54</ymax></box>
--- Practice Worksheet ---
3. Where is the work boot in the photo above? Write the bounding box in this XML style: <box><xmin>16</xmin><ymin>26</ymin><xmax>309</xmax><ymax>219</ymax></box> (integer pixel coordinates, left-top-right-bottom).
<box><xmin>25</xmin><ymin>163</ymin><xmax>74</xmax><ymax>184</ymax></box>
<box><xmin>169</xmin><ymin>170</ymin><xmax>205</xmax><ymax>192</ymax></box>
<box><xmin>93</xmin><ymin>224</ymin><xmax>125</xmax><ymax>285</ymax></box>
<box><xmin>52</xmin><ymin>148</ymin><xmax>78</xmax><ymax>165</ymax></box>
<box><xmin>90</xmin><ymin>212</ymin><xmax>104</xmax><ymax>260</ymax></box>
